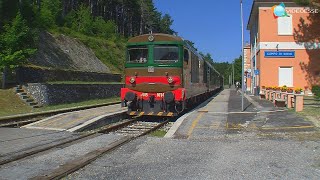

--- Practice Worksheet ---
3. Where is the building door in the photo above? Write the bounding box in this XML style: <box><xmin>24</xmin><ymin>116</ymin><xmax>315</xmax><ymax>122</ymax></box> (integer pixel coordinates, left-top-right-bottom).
<box><xmin>279</xmin><ymin>67</ymin><xmax>293</xmax><ymax>87</ymax></box>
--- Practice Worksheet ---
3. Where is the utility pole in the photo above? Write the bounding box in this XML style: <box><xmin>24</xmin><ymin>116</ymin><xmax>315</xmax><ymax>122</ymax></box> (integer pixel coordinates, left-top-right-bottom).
<box><xmin>240</xmin><ymin>0</ymin><xmax>244</xmax><ymax>111</ymax></box>
<box><xmin>232</xmin><ymin>62</ymin><xmax>234</xmax><ymax>86</ymax></box>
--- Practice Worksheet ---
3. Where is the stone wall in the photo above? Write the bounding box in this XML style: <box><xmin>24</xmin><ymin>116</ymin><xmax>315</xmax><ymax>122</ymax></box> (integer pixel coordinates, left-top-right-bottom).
<box><xmin>16</xmin><ymin>66</ymin><xmax>122</xmax><ymax>83</ymax></box>
<box><xmin>23</xmin><ymin>83</ymin><xmax>124</xmax><ymax>106</ymax></box>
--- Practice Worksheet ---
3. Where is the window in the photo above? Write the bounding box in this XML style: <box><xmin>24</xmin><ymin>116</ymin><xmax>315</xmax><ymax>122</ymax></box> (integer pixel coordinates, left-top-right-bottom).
<box><xmin>279</xmin><ymin>67</ymin><xmax>293</xmax><ymax>87</ymax></box>
<box><xmin>191</xmin><ymin>53</ymin><xmax>199</xmax><ymax>83</ymax></box>
<box><xmin>184</xmin><ymin>49</ymin><xmax>189</xmax><ymax>62</ymax></box>
<box><xmin>203</xmin><ymin>62</ymin><xmax>208</xmax><ymax>83</ymax></box>
<box><xmin>127</xmin><ymin>46</ymin><xmax>148</xmax><ymax>63</ymax></box>
<box><xmin>154</xmin><ymin>45</ymin><xmax>179</xmax><ymax>64</ymax></box>
<box><xmin>278</xmin><ymin>16</ymin><xmax>293</xmax><ymax>35</ymax></box>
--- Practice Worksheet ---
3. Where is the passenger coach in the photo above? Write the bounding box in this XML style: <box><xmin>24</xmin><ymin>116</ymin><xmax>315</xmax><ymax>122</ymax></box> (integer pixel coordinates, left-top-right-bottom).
<box><xmin>121</xmin><ymin>33</ymin><xmax>223</xmax><ymax>116</ymax></box>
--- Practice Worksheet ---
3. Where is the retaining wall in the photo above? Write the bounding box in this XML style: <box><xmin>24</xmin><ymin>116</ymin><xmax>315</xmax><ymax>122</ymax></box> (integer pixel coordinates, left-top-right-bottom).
<box><xmin>23</xmin><ymin>83</ymin><xmax>124</xmax><ymax>106</ymax></box>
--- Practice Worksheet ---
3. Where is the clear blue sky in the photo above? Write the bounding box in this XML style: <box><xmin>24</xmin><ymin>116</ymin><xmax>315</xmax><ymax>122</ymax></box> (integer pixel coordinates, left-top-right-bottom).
<box><xmin>154</xmin><ymin>0</ymin><xmax>253</xmax><ymax>63</ymax></box>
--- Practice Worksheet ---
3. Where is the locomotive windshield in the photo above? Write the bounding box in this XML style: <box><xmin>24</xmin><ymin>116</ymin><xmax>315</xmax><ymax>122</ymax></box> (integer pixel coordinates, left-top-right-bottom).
<box><xmin>154</xmin><ymin>45</ymin><xmax>179</xmax><ymax>64</ymax></box>
<box><xmin>127</xmin><ymin>46</ymin><xmax>148</xmax><ymax>63</ymax></box>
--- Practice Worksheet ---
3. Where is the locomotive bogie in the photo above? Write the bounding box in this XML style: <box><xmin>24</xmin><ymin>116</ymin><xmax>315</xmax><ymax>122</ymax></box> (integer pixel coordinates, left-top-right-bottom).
<box><xmin>121</xmin><ymin>88</ymin><xmax>186</xmax><ymax>116</ymax></box>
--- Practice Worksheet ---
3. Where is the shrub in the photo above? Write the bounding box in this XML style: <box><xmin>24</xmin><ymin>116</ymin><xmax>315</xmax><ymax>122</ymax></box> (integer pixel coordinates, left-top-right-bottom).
<box><xmin>92</xmin><ymin>17</ymin><xmax>116</xmax><ymax>38</ymax></box>
<box><xmin>281</xmin><ymin>85</ymin><xmax>288</xmax><ymax>91</ymax></box>
<box><xmin>312</xmin><ymin>85</ymin><xmax>320</xmax><ymax>98</ymax></box>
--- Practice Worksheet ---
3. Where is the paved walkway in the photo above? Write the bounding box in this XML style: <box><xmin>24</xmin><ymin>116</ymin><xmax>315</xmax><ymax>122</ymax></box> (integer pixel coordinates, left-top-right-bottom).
<box><xmin>171</xmin><ymin>88</ymin><xmax>317</xmax><ymax>140</ymax></box>
<box><xmin>23</xmin><ymin>104</ymin><xmax>126</xmax><ymax>132</ymax></box>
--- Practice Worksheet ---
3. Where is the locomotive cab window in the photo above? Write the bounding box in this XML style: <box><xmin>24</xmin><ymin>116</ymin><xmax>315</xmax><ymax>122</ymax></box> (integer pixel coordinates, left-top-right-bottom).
<box><xmin>154</xmin><ymin>45</ymin><xmax>179</xmax><ymax>64</ymax></box>
<box><xmin>127</xmin><ymin>46</ymin><xmax>148</xmax><ymax>63</ymax></box>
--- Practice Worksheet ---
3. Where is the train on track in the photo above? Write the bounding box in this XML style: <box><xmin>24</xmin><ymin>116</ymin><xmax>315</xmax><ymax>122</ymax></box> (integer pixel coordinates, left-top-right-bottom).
<box><xmin>121</xmin><ymin>33</ymin><xmax>223</xmax><ymax>117</ymax></box>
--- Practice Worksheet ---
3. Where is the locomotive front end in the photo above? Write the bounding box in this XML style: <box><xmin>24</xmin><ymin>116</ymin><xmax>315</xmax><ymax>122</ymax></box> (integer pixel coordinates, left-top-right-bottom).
<box><xmin>121</xmin><ymin>34</ymin><xmax>186</xmax><ymax>116</ymax></box>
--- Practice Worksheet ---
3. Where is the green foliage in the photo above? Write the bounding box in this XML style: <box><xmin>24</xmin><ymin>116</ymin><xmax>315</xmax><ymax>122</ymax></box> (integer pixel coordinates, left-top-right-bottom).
<box><xmin>312</xmin><ymin>85</ymin><xmax>320</xmax><ymax>98</ymax></box>
<box><xmin>213</xmin><ymin>62</ymin><xmax>232</xmax><ymax>85</ymax></box>
<box><xmin>37</xmin><ymin>0</ymin><xmax>62</xmax><ymax>29</ymax></box>
<box><xmin>92</xmin><ymin>17</ymin><xmax>116</xmax><ymax>38</ymax></box>
<box><xmin>65</xmin><ymin>5</ymin><xmax>93</xmax><ymax>35</ymax></box>
<box><xmin>159</xmin><ymin>14</ymin><xmax>176</xmax><ymax>34</ymax></box>
<box><xmin>233</xmin><ymin>56</ymin><xmax>243</xmax><ymax>83</ymax></box>
<box><xmin>64</xmin><ymin>5</ymin><xmax>116</xmax><ymax>38</ymax></box>
<box><xmin>0</xmin><ymin>12</ymin><xmax>37</xmax><ymax>69</ymax></box>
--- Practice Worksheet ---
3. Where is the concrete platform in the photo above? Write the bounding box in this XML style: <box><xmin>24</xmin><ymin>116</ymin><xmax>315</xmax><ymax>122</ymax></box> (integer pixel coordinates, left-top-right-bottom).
<box><xmin>168</xmin><ymin>88</ymin><xmax>317</xmax><ymax>139</ymax></box>
<box><xmin>22</xmin><ymin>104</ymin><xmax>126</xmax><ymax>132</ymax></box>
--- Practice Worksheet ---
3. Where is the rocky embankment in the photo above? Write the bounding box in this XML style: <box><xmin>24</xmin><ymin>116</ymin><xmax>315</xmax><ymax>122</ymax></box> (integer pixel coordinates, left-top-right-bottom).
<box><xmin>28</xmin><ymin>32</ymin><xmax>110</xmax><ymax>73</ymax></box>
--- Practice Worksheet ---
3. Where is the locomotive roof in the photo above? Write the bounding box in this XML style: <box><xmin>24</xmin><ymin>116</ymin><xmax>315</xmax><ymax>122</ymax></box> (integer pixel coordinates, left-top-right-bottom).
<box><xmin>127</xmin><ymin>33</ymin><xmax>222</xmax><ymax>78</ymax></box>
<box><xmin>128</xmin><ymin>33</ymin><xmax>184</xmax><ymax>43</ymax></box>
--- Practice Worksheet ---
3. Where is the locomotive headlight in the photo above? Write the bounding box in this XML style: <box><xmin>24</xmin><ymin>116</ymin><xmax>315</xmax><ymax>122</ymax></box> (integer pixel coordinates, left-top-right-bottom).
<box><xmin>129</xmin><ymin>77</ymin><xmax>136</xmax><ymax>84</ymax></box>
<box><xmin>167</xmin><ymin>76</ymin><xmax>174</xmax><ymax>84</ymax></box>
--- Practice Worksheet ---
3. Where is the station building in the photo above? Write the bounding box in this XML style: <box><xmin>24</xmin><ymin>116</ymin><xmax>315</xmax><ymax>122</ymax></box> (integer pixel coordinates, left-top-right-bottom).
<box><xmin>247</xmin><ymin>0</ymin><xmax>320</xmax><ymax>93</ymax></box>
<box><xmin>243</xmin><ymin>44</ymin><xmax>252</xmax><ymax>91</ymax></box>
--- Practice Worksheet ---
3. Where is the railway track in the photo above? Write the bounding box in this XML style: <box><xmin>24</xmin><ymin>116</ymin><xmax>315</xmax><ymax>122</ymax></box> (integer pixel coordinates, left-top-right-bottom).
<box><xmin>1</xmin><ymin>117</ymin><xmax>170</xmax><ymax>179</ymax></box>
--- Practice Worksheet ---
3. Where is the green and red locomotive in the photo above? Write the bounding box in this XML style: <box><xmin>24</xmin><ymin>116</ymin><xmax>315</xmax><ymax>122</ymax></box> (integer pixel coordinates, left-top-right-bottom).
<box><xmin>121</xmin><ymin>33</ymin><xmax>223</xmax><ymax>116</ymax></box>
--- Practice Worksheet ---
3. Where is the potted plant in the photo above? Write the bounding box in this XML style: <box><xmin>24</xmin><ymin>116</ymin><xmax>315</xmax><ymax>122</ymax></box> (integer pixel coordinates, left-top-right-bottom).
<box><xmin>287</xmin><ymin>88</ymin><xmax>293</xmax><ymax>93</ymax></box>
<box><xmin>281</xmin><ymin>85</ymin><xmax>287</xmax><ymax>92</ymax></box>
<box><xmin>295</xmin><ymin>87</ymin><xmax>303</xmax><ymax>94</ymax></box>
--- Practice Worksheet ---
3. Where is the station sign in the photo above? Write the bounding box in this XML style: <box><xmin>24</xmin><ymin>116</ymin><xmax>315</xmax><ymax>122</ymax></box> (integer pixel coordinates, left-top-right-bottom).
<box><xmin>264</xmin><ymin>51</ymin><xmax>295</xmax><ymax>58</ymax></box>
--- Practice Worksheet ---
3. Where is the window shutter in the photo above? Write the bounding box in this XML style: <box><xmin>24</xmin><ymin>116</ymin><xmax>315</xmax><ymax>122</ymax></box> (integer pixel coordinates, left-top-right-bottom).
<box><xmin>278</xmin><ymin>16</ymin><xmax>293</xmax><ymax>35</ymax></box>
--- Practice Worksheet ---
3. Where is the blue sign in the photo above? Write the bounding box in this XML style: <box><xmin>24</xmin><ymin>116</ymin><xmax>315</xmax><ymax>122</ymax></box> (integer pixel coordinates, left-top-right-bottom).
<box><xmin>254</xmin><ymin>70</ymin><xmax>259</xmax><ymax>75</ymax></box>
<box><xmin>264</xmin><ymin>51</ymin><xmax>295</xmax><ymax>58</ymax></box>
<box><xmin>247</xmin><ymin>74</ymin><xmax>251</xmax><ymax>78</ymax></box>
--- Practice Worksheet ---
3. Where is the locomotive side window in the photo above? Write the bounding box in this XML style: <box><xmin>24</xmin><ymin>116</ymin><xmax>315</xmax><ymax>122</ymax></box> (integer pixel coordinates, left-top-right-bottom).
<box><xmin>184</xmin><ymin>49</ymin><xmax>189</xmax><ymax>63</ymax></box>
<box><xmin>191</xmin><ymin>53</ymin><xmax>199</xmax><ymax>83</ymax></box>
<box><xmin>154</xmin><ymin>45</ymin><xmax>179</xmax><ymax>64</ymax></box>
<box><xmin>127</xmin><ymin>46</ymin><xmax>148</xmax><ymax>63</ymax></box>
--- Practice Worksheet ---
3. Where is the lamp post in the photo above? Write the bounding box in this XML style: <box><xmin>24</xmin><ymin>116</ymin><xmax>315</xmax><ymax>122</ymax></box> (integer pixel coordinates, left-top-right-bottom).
<box><xmin>232</xmin><ymin>61</ymin><xmax>234</xmax><ymax>86</ymax></box>
<box><xmin>240</xmin><ymin>0</ymin><xmax>244</xmax><ymax>111</ymax></box>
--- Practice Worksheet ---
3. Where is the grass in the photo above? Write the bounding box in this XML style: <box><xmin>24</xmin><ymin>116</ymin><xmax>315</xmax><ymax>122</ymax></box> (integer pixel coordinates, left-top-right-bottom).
<box><xmin>0</xmin><ymin>88</ymin><xmax>120</xmax><ymax>118</ymax></box>
<box><xmin>297</xmin><ymin>97</ymin><xmax>320</xmax><ymax>127</ymax></box>
<box><xmin>150</xmin><ymin>130</ymin><xmax>167</xmax><ymax>137</ymax></box>
<box><xmin>50</xmin><ymin>27</ymin><xmax>127</xmax><ymax>74</ymax></box>
<box><xmin>0</xmin><ymin>89</ymin><xmax>33</xmax><ymax>117</ymax></box>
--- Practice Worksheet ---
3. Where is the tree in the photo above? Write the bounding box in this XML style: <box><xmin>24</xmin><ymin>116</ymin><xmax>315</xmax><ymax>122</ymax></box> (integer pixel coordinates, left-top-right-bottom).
<box><xmin>293</xmin><ymin>0</ymin><xmax>320</xmax><ymax>86</ymax></box>
<box><xmin>37</xmin><ymin>0</ymin><xmax>62</xmax><ymax>29</ymax></box>
<box><xmin>0</xmin><ymin>12</ymin><xmax>37</xmax><ymax>88</ymax></box>
<box><xmin>233</xmin><ymin>56</ymin><xmax>242</xmax><ymax>83</ymax></box>
<box><xmin>159</xmin><ymin>14</ymin><xmax>176</xmax><ymax>34</ymax></box>
<box><xmin>65</xmin><ymin>5</ymin><xmax>94</xmax><ymax>35</ymax></box>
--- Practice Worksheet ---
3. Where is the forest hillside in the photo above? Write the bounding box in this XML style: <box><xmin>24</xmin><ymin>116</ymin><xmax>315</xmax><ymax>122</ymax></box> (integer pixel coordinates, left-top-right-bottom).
<box><xmin>0</xmin><ymin>0</ymin><xmax>175</xmax><ymax>74</ymax></box>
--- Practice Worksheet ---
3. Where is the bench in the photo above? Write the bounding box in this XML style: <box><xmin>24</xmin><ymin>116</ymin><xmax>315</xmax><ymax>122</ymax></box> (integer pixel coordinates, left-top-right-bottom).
<box><xmin>259</xmin><ymin>92</ymin><xmax>266</xmax><ymax>99</ymax></box>
<box><xmin>274</xmin><ymin>93</ymin><xmax>286</xmax><ymax>107</ymax></box>
<box><xmin>274</xmin><ymin>98</ymin><xmax>286</xmax><ymax>107</ymax></box>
